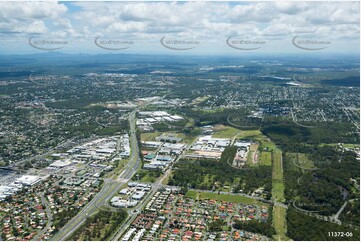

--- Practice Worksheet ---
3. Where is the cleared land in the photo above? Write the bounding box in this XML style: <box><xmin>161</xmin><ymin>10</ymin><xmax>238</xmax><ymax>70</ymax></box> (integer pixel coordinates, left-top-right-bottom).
<box><xmin>247</xmin><ymin>143</ymin><xmax>259</xmax><ymax>166</ymax></box>
<box><xmin>272</xmin><ymin>149</ymin><xmax>283</xmax><ymax>181</ymax></box>
<box><xmin>271</xmin><ymin>147</ymin><xmax>288</xmax><ymax>241</ymax></box>
<box><xmin>186</xmin><ymin>190</ymin><xmax>266</xmax><ymax>206</ymax></box>
<box><xmin>213</xmin><ymin>125</ymin><xmax>241</xmax><ymax>138</ymax></box>
<box><xmin>140</xmin><ymin>131</ymin><xmax>161</xmax><ymax>141</ymax></box>
<box><xmin>271</xmin><ymin>149</ymin><xmax>285</xmax><ymax>203</ymax></box>
<box><xmin>272</xmin><ymin>182</ymin><xmax>285</xmax><ymax>203</ymax></box>
<box><xmin>286</xmin><ymin>152</ymin><xmax>315</xmax><ymax>171</ymax></box>
<box><xmin>273</xmin><ymin>206</ymin><xmax>289</xmax><ymax>241</ymax></box>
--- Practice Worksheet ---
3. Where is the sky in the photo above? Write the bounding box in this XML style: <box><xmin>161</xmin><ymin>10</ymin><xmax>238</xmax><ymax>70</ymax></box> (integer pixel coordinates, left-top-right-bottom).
<box><xmin>0</xmin><ymin>1</ymin><xmax>359</xmax><ymax>55</ymax></box>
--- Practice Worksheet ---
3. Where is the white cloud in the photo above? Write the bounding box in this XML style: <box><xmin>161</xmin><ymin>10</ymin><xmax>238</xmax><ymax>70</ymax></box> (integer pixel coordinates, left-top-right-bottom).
<box><xmin>0</xmin><ymin>1</ymin><xmax>358</xmax><ymax>53</ymax></box>
<box><xmin>0</xmin><ymin>1</ymin><xmax>67</xmax><ymax>20</ymax></box>
<box><xmin>25</xmin><ymin>20</ymin><xmax>47</xmax><ymax>34</ymax></box>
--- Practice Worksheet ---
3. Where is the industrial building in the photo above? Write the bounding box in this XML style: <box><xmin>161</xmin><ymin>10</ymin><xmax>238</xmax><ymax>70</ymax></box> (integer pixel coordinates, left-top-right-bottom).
<box><xmin>186</xmin><ymin>135</ymin><xmax>231</xmax><ymax>159</ymax></box>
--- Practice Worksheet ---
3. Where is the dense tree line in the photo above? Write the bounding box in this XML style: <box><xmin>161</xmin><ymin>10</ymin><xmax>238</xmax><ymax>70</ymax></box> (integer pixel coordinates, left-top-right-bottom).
<box><xmin>286</xmin><ymin>208</ymin><xmax>359</xmax><ymax>241</ymax></box>
<box><xmin>53</xmin><ymin>208</ymin><xmax>80</xmax><ymax>233</ymax></box>
<box><xmin>71</xmin><ymin>210</ymin><xmax>127</xmax><ymax>241</ymax></box>
<box><xmin>175</xmin><ymin>107</ymin><xmax>253</xmax><ymax>127</ymax></box>
<box><xmin>284</xmin><ymin>148</ymin><xmax>359</xmax><ymax>216</ymax></box>
<box><xmin>233</xmin><ymin>219</ymin><xmax>275</xmax><ymax>238</ymax></box>
<box><xmin>261</xmin><ymin>118</ymin><xmax>359</xmax><ymax>152</ymax></box>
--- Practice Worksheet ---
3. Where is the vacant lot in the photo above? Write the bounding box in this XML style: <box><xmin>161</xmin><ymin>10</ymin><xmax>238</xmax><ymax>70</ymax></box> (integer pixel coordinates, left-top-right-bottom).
<box><xmin>186</xmin><ymin>190</ymin><xmax>266</xmax><ymax>206</ymax></box>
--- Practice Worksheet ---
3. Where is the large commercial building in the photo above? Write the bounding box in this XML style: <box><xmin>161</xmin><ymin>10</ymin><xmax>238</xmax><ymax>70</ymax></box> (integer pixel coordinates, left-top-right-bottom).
<box><xmin>15</xmin><ymin>175</ymin><xmax>42</xmax><ymax>186</ymax></box>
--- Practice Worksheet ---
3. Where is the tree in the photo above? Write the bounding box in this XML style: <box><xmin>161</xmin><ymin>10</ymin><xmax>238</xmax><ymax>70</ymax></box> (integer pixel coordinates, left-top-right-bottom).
<box><xmin>180</xmin><ymin>186</ymin><xmax>188</xmax><ymax>195</ymax></box>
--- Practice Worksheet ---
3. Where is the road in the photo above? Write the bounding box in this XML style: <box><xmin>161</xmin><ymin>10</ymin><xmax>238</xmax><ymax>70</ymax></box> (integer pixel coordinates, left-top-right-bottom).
<box><xmin>290</xmin><ymin>108</ymin><xmax>317</xmax><ymax>129</ymax></box>
<box><xmin>32</xmin><ymin>192</ymin><xmax>53</xmax><ymax>241</ymax></box>
<box><xmin>109</xmin><ymin>187</ymin><xmax>158</xmax><ymax>241</ymax></box>
<box><xmin>109</xmin><ymin>139</ymin><xmax>185</xmax><ymax>241</ymax></box>
<box><xmin>51</xmin><ymin>110</ymin><xmax>141</xmax><ymax>241</ymax></box>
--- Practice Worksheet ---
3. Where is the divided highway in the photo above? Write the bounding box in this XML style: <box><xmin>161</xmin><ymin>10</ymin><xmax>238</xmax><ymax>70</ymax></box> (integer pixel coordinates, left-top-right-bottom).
<box><xmin>51</xmin><ymin>110</ymin><xmax>141</xmax><ymax>241</ymax></box>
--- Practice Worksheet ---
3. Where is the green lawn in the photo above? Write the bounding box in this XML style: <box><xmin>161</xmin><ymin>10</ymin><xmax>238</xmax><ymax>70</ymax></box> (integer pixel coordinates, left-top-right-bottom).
<box><xmin>273</xmin><ymin>205</ymin><xmax>289</xmax><ymax>241</ymax></box>
<box><xmin>185</xmin><ymin>191</ymin><xmax>266</xmax><ymax>206</ymax></box>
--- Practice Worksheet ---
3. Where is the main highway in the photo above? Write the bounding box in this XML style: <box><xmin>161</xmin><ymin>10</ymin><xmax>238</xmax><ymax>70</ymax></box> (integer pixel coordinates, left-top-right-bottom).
<box><xmin>51</xmin><ymin>110</ymin><xmax>141</xmax><ymax>241</ymax></box>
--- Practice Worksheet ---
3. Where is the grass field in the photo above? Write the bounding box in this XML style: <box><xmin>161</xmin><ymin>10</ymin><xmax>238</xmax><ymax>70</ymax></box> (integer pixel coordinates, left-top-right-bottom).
<box><xmin>271</xmin><ymin>147</ymin><xmax>288</xmax><ymax>240</ymax></box>
<box><xmin>236</xmin><ymin>129</ymin><xmax>277</xmax><ymax>152</ymax></box>
<box><xmin>161</xmin><ymin>171</ymin><xmax>174</xmax><ymax>185</ymax></box>
<box><xmin>259</xmin><ymin>151</ymin><xmax>272</xmax><ymax>166</ymax></box>
<box><xmin>133</xmin><ymin>169</ymin><xmax>161</xmax><ymax>183</ymax></box>
<box><xmin>175</xmin><ymin>131</ymin><xmax>199</xmax><ymax>144</ymax></box>
<box><xmin>106</xmin><ymin>158</ymin><xmax>129</xmax><ymax>179</ymax></box>
<box><xmin>296</xmin><ymin>153</ymin><xmax>314</xmax><ymax>169</ymax></box>
<box><xmin>138</xmin><ymin>173</ymin><xmax>157</xmax><ymax>182</ymax></box>
<box><xmin>272</xmin><ymin>182</ymin><xmax>285</xmax><ymax>203</ymax></box>
<box><xmin>141</xmin><ymin>130</ymin><xmax>197</xmax><ymax>144</ymax></box>
<box><xmin>213</xmin><ymin>125</ymin><xmax>241</xmax><ymax>138</ymax></box>
<box><xmin>318</xmin><ymin>143</ymin><xmax>360</xmax><ymax>148</ymax></box>
<box><xmin>271</xmin><ymin>148</ymin><xmax>285</xmax><ymax>203</ymax></box>
<box><xmin>191</xmin><ymin>96</ymin><xmax>209</xmax><ymax>105</ymax></box>
<box><xmin>272</xmin><ymin>149</ymin><xmax>283</xmax><ymax>181</ymax></box>
<box><xmin>185</xmin><ymin>190</ymin><xmax>266</xmax><ymax>206</ymax></box>
<box><xmin>343</xmin><ymin>143</ymin><xmax>360</xmax><ymax>149</ymax></box>
<box><xmin>273</xmin><ymin>206</ymin><xmax>289</xmax><ymax>241</ymax></box>
<box><xmin>140</xmin><ymin>131</ymin><xmax>161</xmax><ymax>141</ymax></box>
<box><xmin>185</xmin><ymin>118</ymin><xmax>195</xmax><ymax>128</ymax></box>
